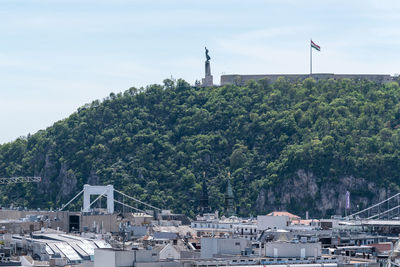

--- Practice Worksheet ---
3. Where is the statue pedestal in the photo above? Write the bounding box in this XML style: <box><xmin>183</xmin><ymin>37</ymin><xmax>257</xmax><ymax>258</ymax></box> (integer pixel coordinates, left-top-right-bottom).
<box><xmin>202</xmin><ymin>75</ymin><xmax>213</xmax><ymax>87</ymax></box>
<box><xmin>202</xmin><ymin>60</ymin><xmax>213</xmax><ymax>87</ymax></box>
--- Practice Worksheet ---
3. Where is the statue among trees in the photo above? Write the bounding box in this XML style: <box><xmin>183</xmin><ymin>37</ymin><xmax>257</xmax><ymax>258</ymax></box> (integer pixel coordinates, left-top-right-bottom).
<box><xmin>202</xmin><ymin>47</ymin><xmax>213</xmax><ymax>86</ymax></box>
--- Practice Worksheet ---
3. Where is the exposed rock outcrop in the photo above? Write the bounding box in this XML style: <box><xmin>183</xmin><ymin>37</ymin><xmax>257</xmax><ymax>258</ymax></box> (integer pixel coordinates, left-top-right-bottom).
<box><xmin>37</xmin><ymin>152</ymin><xmax>77</xmax><ymax>202</ymax></box>
<box><xmin>57</xmin><ymin>163</ymin><xmax>77</xmax><ymax>201</ymax></box>
<box><xmin>256</xmin><ymin>169</ymin><xmax>395</xmax><ymax>217</ymax></box>
<box><xmin>87</xmin><ymin>169</ymin><xmax>100</xmax><ymax>185</ymax></box>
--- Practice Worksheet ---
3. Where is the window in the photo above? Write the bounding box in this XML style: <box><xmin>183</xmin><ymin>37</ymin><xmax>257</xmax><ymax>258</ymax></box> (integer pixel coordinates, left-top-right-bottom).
<box><xmin>235</xmin><ymin>242</ymin><xmax>240</xmax><ymax>246</ymax></box>
<box><xmin>152</xmin><ymin>253</ymin><xmax>157</xmax><ymax>256</ymax></box>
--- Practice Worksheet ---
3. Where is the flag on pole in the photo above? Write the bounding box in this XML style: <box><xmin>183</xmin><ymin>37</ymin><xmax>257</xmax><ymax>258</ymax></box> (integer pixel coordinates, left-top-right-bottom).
<box><xmin>346</xmin><ymin>191</ymin><xmax>350</xmax><ymax>209</ymax></box>
<box><xmin>311</xmin><ymin>40</ymin><xmax>321</xmax><ymax>51</ymax></box>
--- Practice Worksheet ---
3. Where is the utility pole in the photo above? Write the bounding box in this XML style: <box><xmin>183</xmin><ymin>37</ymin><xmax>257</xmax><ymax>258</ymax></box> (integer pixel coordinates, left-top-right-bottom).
<box><xmin>310</xmin><ymin>39</ymin><xmax>312</xmax><ymax>76</ymax></box>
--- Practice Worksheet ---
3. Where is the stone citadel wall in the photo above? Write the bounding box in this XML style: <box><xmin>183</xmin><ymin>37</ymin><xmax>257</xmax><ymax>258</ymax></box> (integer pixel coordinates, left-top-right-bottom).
<box><xmin>220</xmin><ymin>73</ymin><xmax>394</xmax><ymax>86</ymax></box>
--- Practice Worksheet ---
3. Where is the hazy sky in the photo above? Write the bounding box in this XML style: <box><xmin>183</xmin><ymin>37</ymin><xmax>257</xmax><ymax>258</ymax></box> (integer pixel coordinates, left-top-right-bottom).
<box><xmin>1</xmin><ymin>0</ymin><xmax>400</xmax><ymax>144</ymax></box>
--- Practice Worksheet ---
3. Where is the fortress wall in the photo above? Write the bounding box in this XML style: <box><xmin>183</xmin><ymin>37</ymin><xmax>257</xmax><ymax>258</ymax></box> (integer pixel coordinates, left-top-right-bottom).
<box><xmin>220</xmin><ymin>73</ymin><xmax>394</xmax><ymax>86</ymax></box>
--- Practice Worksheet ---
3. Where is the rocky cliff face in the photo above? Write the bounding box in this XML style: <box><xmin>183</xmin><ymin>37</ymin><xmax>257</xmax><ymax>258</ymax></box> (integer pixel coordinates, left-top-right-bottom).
<box><xmin>256</xmin><ymin>169</ymin><xmax>395</xmax><ymax>217</ymax></box>
<box><xmin>37</xmin><ymin>152</ymin><xmax>77</xmax><ymax>203</ymax></box>
<box><xmin>57</xmin><ymin>163</ymin><xmax>77</xmax><ymax>201</ymax></box>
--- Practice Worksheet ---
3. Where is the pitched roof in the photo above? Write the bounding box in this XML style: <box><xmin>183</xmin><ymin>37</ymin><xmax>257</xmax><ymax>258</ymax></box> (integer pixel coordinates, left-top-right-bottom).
<box><xmin>369</xmin><ymin>243</ymin><xmax>392</xmax><ymax>253</ymax></box>
<box><xmin>267</xmin><ymin>211</ymin><xmax>300</xmax><ymax>219</ymax></box>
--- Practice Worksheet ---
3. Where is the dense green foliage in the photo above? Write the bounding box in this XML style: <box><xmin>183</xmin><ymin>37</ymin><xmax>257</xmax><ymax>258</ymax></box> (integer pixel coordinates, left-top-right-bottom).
<box><xmin>1</xmin><ymin>77</ymin><xmax>400</xmax><ymax>217</ymax></box>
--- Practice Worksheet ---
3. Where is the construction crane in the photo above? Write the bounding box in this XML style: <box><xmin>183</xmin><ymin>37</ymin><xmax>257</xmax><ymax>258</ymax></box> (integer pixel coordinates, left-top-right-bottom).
<box><xmin>0</xmin><ymin>177</ymin><xmax>41</xmax><ymax>185</ymax></box>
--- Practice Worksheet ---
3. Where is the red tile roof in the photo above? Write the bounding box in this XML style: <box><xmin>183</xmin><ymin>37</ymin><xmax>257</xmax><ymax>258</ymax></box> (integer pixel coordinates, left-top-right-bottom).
<box><xmin>267</xmin><ymin>211</ymin><xmax>300</xmax><ymax>220</ymax></box>
<box><xmin>369</xmin><ymin>243</ymin><xmax>392</xmax><ymax>253</ymax></box>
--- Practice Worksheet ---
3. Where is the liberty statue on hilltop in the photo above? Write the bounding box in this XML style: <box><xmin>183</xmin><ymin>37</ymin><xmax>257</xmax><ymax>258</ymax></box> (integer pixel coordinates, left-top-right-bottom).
<box><xmin>202</xmin><ymin>47</ymin><xmax>213</xmax><ymax>86</ymax></box>
<box><xmin>205</xmin><ymin>47</ymin><xmax>211</xmax><ymax>62</ymax></box>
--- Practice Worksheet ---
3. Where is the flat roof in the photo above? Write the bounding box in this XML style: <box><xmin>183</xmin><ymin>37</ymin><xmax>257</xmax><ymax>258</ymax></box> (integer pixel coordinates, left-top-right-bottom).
<box><xmin>361</xmin><ymin>220</ymin><xmax>400</xmax><ymax>225</ymax></box>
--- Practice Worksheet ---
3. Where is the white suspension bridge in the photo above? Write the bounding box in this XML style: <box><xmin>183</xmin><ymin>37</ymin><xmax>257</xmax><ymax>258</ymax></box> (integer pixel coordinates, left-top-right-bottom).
<box><xmin>59</xmin><ymin>184</ymin><xmax>162</xmax><ymax>215</ymax></box>
<box><xmin>345</xmin><ymin>192</ymin><xmax>400</xmax><ymax>220</ymax></box>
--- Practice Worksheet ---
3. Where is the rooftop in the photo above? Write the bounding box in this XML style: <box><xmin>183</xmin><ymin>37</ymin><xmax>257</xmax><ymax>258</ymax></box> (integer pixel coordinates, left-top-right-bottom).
<box><xmin>267</xmin><ymin>211</ymin><xmax>300</xmax><ymax>220</ymax></box>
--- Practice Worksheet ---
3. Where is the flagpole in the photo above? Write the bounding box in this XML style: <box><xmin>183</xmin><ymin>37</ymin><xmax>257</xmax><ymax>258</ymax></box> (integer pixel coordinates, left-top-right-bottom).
<box><xmin>310</xmin><ymin>39</ymin><xmax>312</xmax><ymax>76</ymax></box>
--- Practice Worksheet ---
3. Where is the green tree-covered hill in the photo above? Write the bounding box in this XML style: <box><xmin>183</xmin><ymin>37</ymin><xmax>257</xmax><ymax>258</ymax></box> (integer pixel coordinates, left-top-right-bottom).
<box><xmin>1</xmin><ymin>77</ymin><xmax>400</xmax><ymax>218</ymax></box>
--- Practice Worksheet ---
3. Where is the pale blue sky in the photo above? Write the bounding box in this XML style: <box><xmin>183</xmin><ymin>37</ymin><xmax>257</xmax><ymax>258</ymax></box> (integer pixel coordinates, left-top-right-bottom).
<box><xmin>1</xmin><ymin>0</ymin><xmax>400</xmax><ymax>144</ymax></box>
